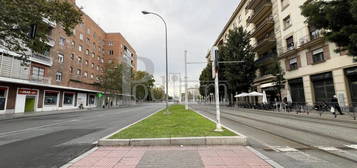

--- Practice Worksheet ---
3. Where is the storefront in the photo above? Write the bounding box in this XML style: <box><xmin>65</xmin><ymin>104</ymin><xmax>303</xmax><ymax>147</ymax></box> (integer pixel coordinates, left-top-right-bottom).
<box><xmin>43</xmin><ymin>90</ymin><xmax>60</xmax><ymax>111</ymax></box>
<box><xmin>62</xmin><ymin>92</ymin><xmax>76</xmax><ymax>109</ymax></box>
<box><xmin>0</xmin><ymin>87</ymin><xmax>9</xmax><ymax>114</ymax></box>
<box><xmin>311</xmin><ymin>72</ymin><xmax>336</xmax><ymax>103</ymax></box>
<box><xmin>345</xmin><ymin>67</ymin><xmax>357</xmax><ymax>107</ymax></box>
<box><xmin>288</xmin><ymin>78</ymin><xmax>306</xmax><ymax>104</ymax></box>
<box><xmin>15</xmin><ymin>88</ymin><xmax>39</xmax><ymax>113</ymax></box>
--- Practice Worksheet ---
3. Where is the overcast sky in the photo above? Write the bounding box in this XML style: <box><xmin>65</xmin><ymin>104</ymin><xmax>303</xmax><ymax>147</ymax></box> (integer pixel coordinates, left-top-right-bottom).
<box><xmin>76</xmin><ymin>0</ymin><xmax>240</xmax><ymax>94</ymax></box>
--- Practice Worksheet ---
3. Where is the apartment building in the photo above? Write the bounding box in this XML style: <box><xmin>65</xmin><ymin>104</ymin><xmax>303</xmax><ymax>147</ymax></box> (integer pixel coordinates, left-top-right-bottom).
<box><xmin>208</xmin><ymin>0</ymin><xmax>357</xmax><ymax>107</ymax></box>
<box><xmin>0</xmin><ymin>0</ymin><xmax>137</xmax><ymax>114</ymax></box>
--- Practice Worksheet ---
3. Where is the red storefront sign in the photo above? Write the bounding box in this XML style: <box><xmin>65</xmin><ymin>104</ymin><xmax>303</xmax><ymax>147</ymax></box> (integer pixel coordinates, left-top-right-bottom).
<box><xmin>18</xmin><ymin>89</ymin><xmax>38</xmax><ymax>95</ymax></box>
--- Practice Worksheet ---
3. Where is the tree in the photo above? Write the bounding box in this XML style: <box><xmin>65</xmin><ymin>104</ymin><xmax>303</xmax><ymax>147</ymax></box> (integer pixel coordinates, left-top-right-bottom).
<box><xmin>0</xmin><ymin>0</ymin><xmax>82</xmax><ymax>61</ymax></box>
<box><xmin>219</xmin><ymin>27</ymin><xmax>256</xmax><ymax>104</ymax></box>
<box><xmin>199</xmin><ymin>63</ymin><xmax>214</xmax><ymax>98</ymax></box>
<box><xmin>270</xmin><ymin>58</ymin><xmax>285</xmax><ymax>101</ymax></box>
<box><xmin>151</xmin><ymin>87</ymin><xmax>165</xmax><ymax>101</ymax></box>
<box><xmin>132</xmin><ymin>71</ymin><xmax>155</xmax><ymax>101</ymax></box>
<box><xmin>99</xmin><ymin>64</ymin><xmax>125</xmax><ymax>96</ymax></box>
<box><xmin>301</xmin><ymin>0</ymin><xmax>357</xmax><ymax>61</ymax></box>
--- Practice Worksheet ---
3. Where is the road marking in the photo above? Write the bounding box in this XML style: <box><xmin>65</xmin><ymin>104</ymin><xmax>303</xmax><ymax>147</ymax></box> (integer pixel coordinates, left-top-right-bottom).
<box><xmin>345</xmin><ymin>144</ymin><xmax>357</xmax><ymax>150</ymax></box>
<box><xmin>271</xmin><ymin>146</ymin><xmax>298</xmax><ymax>152</ymax></box>
<box><xmin>0</xmin><ymin>119</ymin><xmax>79</xmax><ymax>138</ymax></box>
<box><xmin>316</xmin><ymin>146</ymin><xmax>340</xmax><ymax>151</ymax></box>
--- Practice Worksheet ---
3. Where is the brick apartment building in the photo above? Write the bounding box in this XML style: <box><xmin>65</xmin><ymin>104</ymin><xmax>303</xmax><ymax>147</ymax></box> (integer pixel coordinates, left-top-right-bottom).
<box><xmin>208</xmin><ymin>0</ymin><xmax>357</xmax><ymax>108</ymax></box>
<box><xmin>0</xmin><ymin>0</ymin><xmax>137</xmax><ymax>114</ymax></box>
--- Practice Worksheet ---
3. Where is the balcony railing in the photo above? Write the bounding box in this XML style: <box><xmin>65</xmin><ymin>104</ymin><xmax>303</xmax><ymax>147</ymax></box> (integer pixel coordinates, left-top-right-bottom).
<box><xmin>30</xmin><ymin>52</ymin><xmax>53</xmax><ymax>66</ymax></box>
<box><xmin>45</xmin><ymin>36</ymin><xmax>56</xmax><ymax>47</ymax></box>
<box><xmin>255</xmin><ymin>52</ymin><xmax>277</xmax><ymax>65</ymax></box>
<box><xmin>251</xmin><ymin>16</ymin><xmax>274</xmax><ymax>37</ymax></box>
<box><xmin>247</xmin><ymin>1</ymin><xmax>272</xmax><ymax>24</ymax></box>
<box><xmin>246</xmin><ymin>0</ymin><xmax>271</xmax><ymax>10</ymax></box>
<box><xmin>42</xmin><ymin>17</ymin><xmax>56</xmax><ymax>28</ymax></box>
<box><xmin>29</xmin><ymin>76</ymin><xmax>51</xmax><ymax>84</ymax></box>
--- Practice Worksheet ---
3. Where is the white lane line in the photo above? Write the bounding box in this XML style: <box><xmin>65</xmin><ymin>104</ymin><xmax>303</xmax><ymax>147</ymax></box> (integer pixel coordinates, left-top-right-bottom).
<box><xmin>316</xmin><ymin>146</ymin><xmax>340</xmax><ymax>151</ymax></box>
<box><xmin>271</xmin><ymin>146</ymin><xmax>299</xmax><ymax>152</ymax></box>
<box><xmin>0</xmin><ymin>119</ymin><xmax>79</xmax><ymax>138</ymax></box>
<box><xmin>345</xmin><ymin>144</ymin><xmax>357</xmax><ymax>150</ymax></box>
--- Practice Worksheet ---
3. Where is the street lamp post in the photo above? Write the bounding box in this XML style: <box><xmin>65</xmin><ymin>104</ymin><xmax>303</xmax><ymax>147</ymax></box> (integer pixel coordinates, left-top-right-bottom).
<box><xmin>142</xmin><ymin>11</ymin><xmax>169</xmax><ymax>114</ymax></box>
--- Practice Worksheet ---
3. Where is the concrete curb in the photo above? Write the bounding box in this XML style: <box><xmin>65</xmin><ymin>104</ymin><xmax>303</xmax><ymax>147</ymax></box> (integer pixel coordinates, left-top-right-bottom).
<box><xmin>98</xmin><ymin>136</ymin><xmax>247</xmax><ymax>146</ymax></box>
<box><xmin>97</xmin><ymin>106</ymin><xmax>247</xmax><ymax>146</ymax></box>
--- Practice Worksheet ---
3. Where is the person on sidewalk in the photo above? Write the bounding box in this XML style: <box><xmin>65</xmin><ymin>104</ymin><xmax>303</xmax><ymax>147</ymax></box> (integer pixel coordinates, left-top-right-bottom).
<box><xmin>331</xmin><ymin>95</ymin><xmax>344</xmax><ymax>115</ymax></box>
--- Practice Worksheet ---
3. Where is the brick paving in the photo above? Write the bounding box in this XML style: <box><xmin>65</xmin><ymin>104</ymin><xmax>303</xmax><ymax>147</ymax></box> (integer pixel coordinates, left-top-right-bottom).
<box><xmin>69</xmin><ymin>146</ymin><xmax>272</xmax><ymax>168</ymax></box>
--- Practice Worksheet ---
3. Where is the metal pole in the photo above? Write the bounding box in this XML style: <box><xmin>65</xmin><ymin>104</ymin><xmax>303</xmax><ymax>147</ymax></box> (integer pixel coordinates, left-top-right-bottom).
<box><xmin>184</xmin><ymin>50</ymin><xmax>189</xmax><ymax>110</ymax></box>
<box><xmin>215</xmin><ymin>70</ymin><xmax>223</xmax><ymax>132</ymax></box>
<box><xmin>179</xmin><ymin>73</ymin><xmax>182</xmax><ymax>103</ymax></box>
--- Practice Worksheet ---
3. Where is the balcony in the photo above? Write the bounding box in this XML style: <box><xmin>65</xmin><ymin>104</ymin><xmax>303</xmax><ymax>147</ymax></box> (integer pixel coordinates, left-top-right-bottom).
<box><xmin>250</xmin><ymin>16</ymin><xmax>274</xmax><ymax>38</ymax></box>
<box><xmin>44</xmin><ymin>36</ymin><xmax>56</xmax><ymax>47</ymax></box>
<box><xmin>29</xmin><ymin>76</ymin><xmax>51</xmax><ymax>85</ymax></box>
<box><xmin>255</xmin><ymin>52</ymin><xmax>277</xmax><ymax>65</ymax></box>
<box><xmin>298</xmin><ymin>30</ymin><xmax>324</xmax><ymax>49</ymax></box>
<box><xmin>246</xmin><ymin>0</ymin><xmax>271</xmax><ymax>10</ymax></box>
<box><xmin>253</xmin><ymin>74</ymin><xmax>276</xmax><ymax>85</ymax></box>
<box><xmin>70</xmin><ymin>75</ymin><xmax>82</xmax><ymax>82</ymax></box>
<box><xmin>42</xmin><ymin>17</ymin><xmax>56</xmax><ymax>28</ymax></box>
<box><xmin>247</xmin><ymin>1</ymin><xmax>272</xmax><ymax>24</ymax></box>
<box><xmin>253</xmin><ymin>34</ymin><xmax>276</xmax><ymax>53</ymax></box>
<box><xmin>30</xmin><ymin>52</ymin><xmax>53</xmax><ymax>66</ymax></box>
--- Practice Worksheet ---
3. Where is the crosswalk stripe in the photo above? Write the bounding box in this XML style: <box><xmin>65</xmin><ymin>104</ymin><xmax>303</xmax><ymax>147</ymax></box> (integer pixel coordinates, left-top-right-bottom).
<box><xmin>345</xmin><ymin>144</ymin><xmax>357</xmax><ymax>150</ymax></box>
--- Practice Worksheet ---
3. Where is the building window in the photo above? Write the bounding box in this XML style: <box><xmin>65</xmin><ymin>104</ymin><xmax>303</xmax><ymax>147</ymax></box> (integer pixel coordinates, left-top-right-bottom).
<box><xmin>87</xmin><ymin>28</ymin><xmax>91</xmax><ymax>34</ymax></box>
<box><xmin>96</xmin><ymin>65</ymin><xmax>99</xmax><ymax>71</ymax></box>
<box><xmin>56</xmin><ymin>72</ymin><xmax>62</xmax><ymax>81</ymax></box>
<box><xmin>85</xmin><ymin>60</ymin><xmax>88</xmax><ymax>65</ymax></box>
<box><xmin>286</xmin><ymin>36</ymin><xmax>294</xmax><ymax>50</ymax></box>
<box><xmin>71</xmin><ymin>53</ymin><xmax>75</xmax><ymax>60</ymax></box>
<box><xmin>289</xmin><ymin>57</ymin><xmax>298</xmax><ymax>70</ymax></box>
<box><xmin>76</xmin><ymin>69</ymin><xmax>81</xmax><ymax>75</ymax></box>
<box><xmin>109</xmin><ymin>41</ymin><xmax>113</xmax><ymax>46</ymax></box>
<box><xmin>90</xmin><ymin>74</ymin><xmax>94</xmax><ymax>79</ymax></box>
<box><xmin>89</xmin><ymin>95</ymin><xmax>96</xmax><ymax>105</ymax></box>
<box><xmin>91</xmin><ymin>52</ymin><xmax>95</xmax><ymax>58</ymax></box>
<box><xmin>0</xmin><ymin>87</ymin><xmax>8</xmax><ymax>111</ymax></box>
<box><xmin>71</xmin><ymin>40</ymin><xmax>75</xmax><ymax>47</ymax></box>
<box><xmin>32</xmin><ymin>66</ymin><xmax>45</xmax><ymax>80</ymax></box>
<box><xmin>312</xmin><ymin>48</ymin><xmax>325</xmax><ymax>63</ymax></box>
<box><xmin>78</xmin><ymin>57</ymin><xmax>82</xmax><ymax>63</ymax></box>
<box><xmin>283</xmin><ymin>15</ymin><xmax>292</xmax><ymax>29</ymax></box>
<box><xmin>84</xmin><ymin>72</ymin><xmax>88</xmax><ymax>78</ymax></box>
<box><xmin>100</xmin><ymin>58</ymin><xmax>104</xmax><ymax>63</ymax></box>
<box><xmin>108</xmin><ymin>60</ymin><xmax>113</xmax><ymax>64</ymax></box>
<box><xmin>109</xmin><ymin>50</ymin><xmax>114</xmax><ymax>55</ymax></box>
<box><xmin>86</xmin><ymin>49</ymin><xmax>89</xmax><ymax>55</ymax></box>
<box><xmin>70</xmin><ymin>67</ymin><xmax>73</xmax><ymax>73</ymax></box>
<box><xmin>281</xmin><ymin>0</ymin><xmax>289</xmax><ymax>10</ymax></box>
<box><xmin>80</xmin><ymin>33</ymin><xmax>83</xmax><ymax>40</ymax></box>
<box><xmin>58</xmin><ymin>54</ymin><xmax>64</xmax><ymax>63</ymax></box>
<box><xmin>311</xmin><ymin>72</ymin><xmax>335</xmax><ymax>103</ymax></box>
<box><xmin>63</xmin><ymin>93</ymin><xmax>74</xmax><ymax>105</ymax></box>
<box><xmin>79</xmin><ymin>45</ymin><xmax>83</xmax><ymax>52</ymax></box>
<box><xmin>91</xmin><ymin>63</ymin><xmax>95</xmax><ymax>68</ymax></box>
<box><xmin>59</xmin><ymin>37</ymin><xmax>66</xmax><ymax>46</ymax></box>
<box><xmin>44</xmin><ymin>91</ymin><xmax>58</xmax><ymax>106</ymax></box>
<box><xmin>309</xmin><ymin>26</ymin><xmax>321</xmax><ymax>40</ymax></box>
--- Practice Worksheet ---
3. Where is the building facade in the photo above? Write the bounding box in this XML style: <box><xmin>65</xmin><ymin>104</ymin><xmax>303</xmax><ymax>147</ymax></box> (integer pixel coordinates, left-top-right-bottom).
<box><xmin>0</xmin><ymin>0</ymin><xmax>137</xmax><ymax>114</ymax></box>
<box><xmin>208</xmin><ymin>0</ymin><xmax>357</xmax><ymax>108</ymax></box>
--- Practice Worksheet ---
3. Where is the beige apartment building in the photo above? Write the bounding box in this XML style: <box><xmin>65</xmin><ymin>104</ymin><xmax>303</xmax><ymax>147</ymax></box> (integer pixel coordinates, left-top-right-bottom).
<box><xmin>0</xmin><ymin>0</ymin><xmax>137</xmax><ymax>114</ymax></box>
<box><xmin>209</xmin><ymin>0</ymin><xmax>357</xmax><ymax>107</ymax></box>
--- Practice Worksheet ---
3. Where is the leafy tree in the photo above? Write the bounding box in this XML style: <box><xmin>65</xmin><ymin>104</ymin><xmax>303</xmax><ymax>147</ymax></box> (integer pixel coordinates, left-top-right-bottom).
<box><xmin>99</xmin><ymin>64</ymin><xmax>125</xmax><ymax>96</ymax></box>
<box><xmin>0</xmin><ymin>0</ymin><xmax>82</xmax><ymax>61</ymax></box>
<box><xmin>219</xmin><ymin>27</ymin><xmax>256</xmax><ymax>104</ymax></box>
<box><xmin>151</xmin><ymin>87</ymin><xmax>165</xmax><ymax>101</ymax></box>
<box><xmin>301</xmin><ymin>0</ymin><xmax>357</xmax><ymax>60</ymax></box>
<box><xmin>270</xmin><ymin>58</ymin><xmax>285</xmax><ymax>101</ymax></box>
<box><xmin>199</xmin><ymin>63</ymin><xmax>214</xmax><ymax>98</ymax></box>
<box><xmin>132</xmin><ymin>71</ymin><xmax>155</xmax><ymax>101</ymax></box>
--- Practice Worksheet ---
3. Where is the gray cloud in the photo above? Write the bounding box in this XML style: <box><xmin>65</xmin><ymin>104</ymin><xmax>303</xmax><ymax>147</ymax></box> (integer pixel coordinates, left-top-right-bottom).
<box><xmin>77</xmin><ymin>0</ymin><xmax>239</xmax><ymax>92</ymax></box>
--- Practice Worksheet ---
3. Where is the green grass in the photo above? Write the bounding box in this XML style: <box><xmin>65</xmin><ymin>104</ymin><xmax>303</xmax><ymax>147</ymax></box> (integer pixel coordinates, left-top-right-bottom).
<box><xmin>110</xmin><ymin>105</ymin><xmax>237</xmax><ymax>139</ymax></box>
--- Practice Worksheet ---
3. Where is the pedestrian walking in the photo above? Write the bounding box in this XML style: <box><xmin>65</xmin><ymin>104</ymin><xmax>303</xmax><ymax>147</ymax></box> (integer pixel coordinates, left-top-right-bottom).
<box><xmin>330</xmin><ymin>95</ymin><xmax>344</xmax><ymax>115</ymax></box>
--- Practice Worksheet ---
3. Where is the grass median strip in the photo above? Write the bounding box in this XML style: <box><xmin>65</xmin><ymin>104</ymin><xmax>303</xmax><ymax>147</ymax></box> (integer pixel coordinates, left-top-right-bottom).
<box><xmin>110</xmin><ymin>105</ymin><xmax>237</xmax><ymax>139</ymax></box>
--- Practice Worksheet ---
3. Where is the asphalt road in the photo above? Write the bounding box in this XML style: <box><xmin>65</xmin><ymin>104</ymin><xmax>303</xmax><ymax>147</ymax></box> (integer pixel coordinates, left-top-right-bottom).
<box><xmin>191</xmin><ymin>104</ymin><xmax>357</xmax><ymax>168</ymax></box>
<box><xmin>0</xmin><ymin>104</ymin><xmax>164</xmax><ymax>168</ymax></box>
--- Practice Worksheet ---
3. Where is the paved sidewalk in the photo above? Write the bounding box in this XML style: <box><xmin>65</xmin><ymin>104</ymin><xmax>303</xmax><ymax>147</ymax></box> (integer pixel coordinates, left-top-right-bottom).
<box><xmin>67</xmin><ymin>146</ymin><xmax>272</xmax><ymax>168</ymax></box>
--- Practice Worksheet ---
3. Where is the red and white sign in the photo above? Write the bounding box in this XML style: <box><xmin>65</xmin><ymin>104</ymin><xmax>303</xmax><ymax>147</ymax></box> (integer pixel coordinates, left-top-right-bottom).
<box><xmin>18</xmin><ymin>89</ymin><xmax>38</xmax><ymax>95</ymax></box>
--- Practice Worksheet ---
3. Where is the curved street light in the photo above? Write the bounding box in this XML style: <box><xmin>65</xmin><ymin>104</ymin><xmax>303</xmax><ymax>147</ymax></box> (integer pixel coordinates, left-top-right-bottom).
<box><xmin>142</xmin><ymin>11</ymin><xmax>169</xmax><ymax>114</ymax></box>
